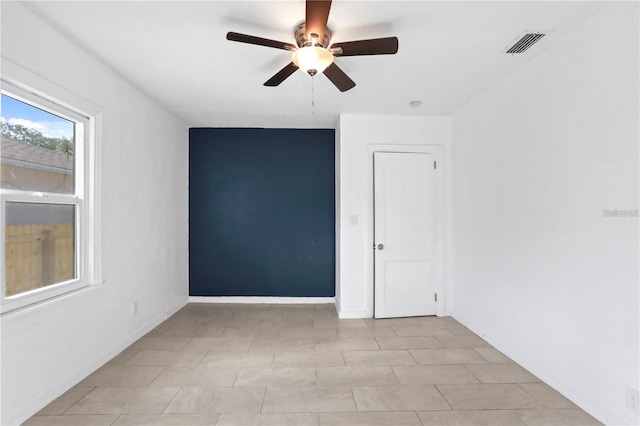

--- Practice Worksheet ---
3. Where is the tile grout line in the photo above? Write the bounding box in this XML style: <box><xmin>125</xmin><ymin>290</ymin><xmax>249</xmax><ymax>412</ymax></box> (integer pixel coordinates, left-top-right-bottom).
<box><xmin>258</xmin><ymin>386</ymin><xmax>267</xmax><ymax>414</ymax></box>
<box><xmin>159</xmin><ymin>386</ymin><xmax>182</xmax><ymax>415</ymax></box>
<box><xmin>433</xmin><ymin>383</ymin><xmax>455</xmax><ymax>412</ymax></box>
<box><xmin>462</xmin><ymin>363</ymin><xmax>483</xmax><ymax>384</ymax></box>
<box><xmin>231</xmin><ymin>365</ymin><xmax>243</xmax><ymax>388</ymax></box>
<box><xmin>515</xmin><ymin>382</ymin><xmax>548</xmax><ymax>409</ymax></box>
<box><xmin>147</xmin><ymin>365</ymin><xmax>169</xmax><ymax>387</ymax></box>
<box><xmin>58</xmin><ymin>386</ymin><xmax>97</xmax><ymax>416</ymax></box>
<box><xmin>349</xmin><ymin>386</ymin><xmax>360</xmax><ymax>412</ymax></box>
<box><xmin>407</xmin><ymin>349</ymin><xmax>421</xmax><ymax>366</ymax></box>
<box><xmin>473</xmin><ymin>347</ymin><xmax>494</xmax><ymax>363</ymax></box>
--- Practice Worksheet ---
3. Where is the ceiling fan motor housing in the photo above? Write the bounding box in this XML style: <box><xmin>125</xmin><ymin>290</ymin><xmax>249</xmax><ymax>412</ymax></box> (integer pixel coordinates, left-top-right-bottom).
<box><xmin>295</xmin><ymin>22</ymin><xmax>332</xmax><ymax>48</ymax></box>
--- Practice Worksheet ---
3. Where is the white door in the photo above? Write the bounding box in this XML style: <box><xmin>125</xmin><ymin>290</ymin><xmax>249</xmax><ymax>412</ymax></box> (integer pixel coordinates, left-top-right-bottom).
<box><xmin>374</xmin><ymin>152</ymin><xmax>436</xmax><ymax>318</ymax></box>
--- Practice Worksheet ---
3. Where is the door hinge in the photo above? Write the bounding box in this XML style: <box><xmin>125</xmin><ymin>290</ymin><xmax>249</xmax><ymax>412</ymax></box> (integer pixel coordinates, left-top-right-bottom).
<box><xmin>434</xmin><ymin>161</ymin><xmax>437</xmax><ymax>170</ymax></box>
<box><xmin>434</xmin><ymin>293</ymin><xmax>438</xmax><ymax>302</ymax></box>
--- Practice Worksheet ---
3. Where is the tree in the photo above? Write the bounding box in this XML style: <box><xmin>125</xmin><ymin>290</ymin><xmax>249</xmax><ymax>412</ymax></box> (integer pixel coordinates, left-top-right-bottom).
<box><xmin>1</xmin><ymin>120</ymin><xmax>74</xmax><ymax>155</ymax></box>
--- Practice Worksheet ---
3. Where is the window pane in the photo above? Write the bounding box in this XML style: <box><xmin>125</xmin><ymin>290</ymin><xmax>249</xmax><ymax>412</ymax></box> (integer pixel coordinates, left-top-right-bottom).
<box><xmin>1</xmin><ymin>94</ymin><xmax>75</xmax><ymax>193</ymax></box>
<box><xmin>4</xmin><ymin>202</ymin><xmax>76</xmax><ymax>297</ymax></box>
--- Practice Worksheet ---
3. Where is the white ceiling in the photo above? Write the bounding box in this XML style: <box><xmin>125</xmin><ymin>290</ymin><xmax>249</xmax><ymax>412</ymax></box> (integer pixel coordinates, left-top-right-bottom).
<box><xmin>24</xmin><ymin>1</ymin><xmax>607</xmax><ymax>129</ymax></box>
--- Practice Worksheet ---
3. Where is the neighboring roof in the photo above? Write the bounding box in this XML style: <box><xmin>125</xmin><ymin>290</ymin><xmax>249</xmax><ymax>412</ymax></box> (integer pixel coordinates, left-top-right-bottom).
<box><xmin>1</xmin><ymin>135</ymin><xmax>73</xmax><ymax>173</ymax></box>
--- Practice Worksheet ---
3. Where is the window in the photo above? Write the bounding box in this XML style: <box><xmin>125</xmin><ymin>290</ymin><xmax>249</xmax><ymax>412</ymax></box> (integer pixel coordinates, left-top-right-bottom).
<box><xmin>1</xmin><ymin>77</ymin><xmax>99</xmax><ymax>313</ymax></box>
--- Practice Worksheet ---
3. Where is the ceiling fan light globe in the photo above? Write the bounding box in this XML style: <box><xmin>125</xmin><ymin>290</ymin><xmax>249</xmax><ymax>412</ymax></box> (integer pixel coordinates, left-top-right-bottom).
<box><xmin>292</xmin><ymin>46</ymin><xmax>334</xmax><ymax>76</ymax></box>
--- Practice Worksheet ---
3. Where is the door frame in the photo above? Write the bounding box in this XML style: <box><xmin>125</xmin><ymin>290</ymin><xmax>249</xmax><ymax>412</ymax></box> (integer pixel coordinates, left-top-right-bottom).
<box><xmin>365</xmin><ymin>144</ymin><xmax>446</xmax><ymax>318</ymax></box>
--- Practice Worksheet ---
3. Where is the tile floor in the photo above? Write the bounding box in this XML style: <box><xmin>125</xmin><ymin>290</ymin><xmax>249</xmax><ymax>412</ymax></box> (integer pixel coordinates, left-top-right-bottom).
<box><xmin>25</xmin><ymin>303</ymin><xmax>601</xmax><ymax>426</ymax></box>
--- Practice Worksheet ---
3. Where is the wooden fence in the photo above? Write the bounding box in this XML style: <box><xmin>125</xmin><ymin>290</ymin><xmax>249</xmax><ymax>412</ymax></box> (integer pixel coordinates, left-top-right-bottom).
<box><xmin>4</xmin><ymin>223</ymin><xmax>74</xmax><ymax>297</ymax></box>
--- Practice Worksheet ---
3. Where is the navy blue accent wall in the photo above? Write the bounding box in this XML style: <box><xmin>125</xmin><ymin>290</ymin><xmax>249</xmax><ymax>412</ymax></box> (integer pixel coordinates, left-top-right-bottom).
<box><xmin>189</xmin><ymin>128</ymin><xmax>335</xmax><ymax>297</ymax></box>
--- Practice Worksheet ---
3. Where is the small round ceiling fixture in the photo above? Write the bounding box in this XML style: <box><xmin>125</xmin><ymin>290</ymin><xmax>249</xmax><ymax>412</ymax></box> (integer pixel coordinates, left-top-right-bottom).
<box><xmin>409</xmin><ymin>100</ymin><xmax>422</xmax><ymax>107</ymax></box>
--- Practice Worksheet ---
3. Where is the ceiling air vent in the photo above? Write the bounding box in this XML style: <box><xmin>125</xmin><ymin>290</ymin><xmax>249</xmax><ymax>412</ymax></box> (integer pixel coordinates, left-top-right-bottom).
<box><xmin>505</xmin><ymin>32</ymin><xmax>546</xmax><ymax>54</ymax></box>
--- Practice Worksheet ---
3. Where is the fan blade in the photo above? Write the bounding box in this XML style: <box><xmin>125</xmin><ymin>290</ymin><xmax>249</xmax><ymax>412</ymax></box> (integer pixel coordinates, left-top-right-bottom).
<box><xmin>331</xmin><ymin>37</ymin><xmax>399</xmax><ymax>56</ymax></box>
<box><xmin>323</xmin><ymin>62</ymin><xmax>355</xmax><ymax>92</ymax></box>
<box><xmin>306</xmin><ymin>0</ymin><xmax>332</xmax><ymax>44</ymax></box>
<box><xmin>264</xmin><ymin>62</ymin><xmax>299</xmax><ymax>86</ymax></box>
<box><xmin>227</xmin><ymin>32</ymin><xmax>296</xmax><ymax>51</ymax></box>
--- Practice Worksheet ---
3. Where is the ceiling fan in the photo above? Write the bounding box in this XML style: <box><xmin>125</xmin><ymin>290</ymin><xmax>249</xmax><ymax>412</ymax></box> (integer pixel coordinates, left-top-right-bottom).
<box><xmin>226</xmin><ymin>0</ymin><xmax>399</xmax><ymax>92</ymax></box>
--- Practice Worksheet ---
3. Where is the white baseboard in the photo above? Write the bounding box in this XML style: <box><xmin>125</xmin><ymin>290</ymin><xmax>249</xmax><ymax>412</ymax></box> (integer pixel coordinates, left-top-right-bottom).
<box><xmin>188</xmin><ymin>296</ymin><xmax>335</xmax><ymax>305</ymax></box>
<box><xmin>338</xmin><ymin>310</ymin><xmax>369</xmax><ymax>319</ymax></box>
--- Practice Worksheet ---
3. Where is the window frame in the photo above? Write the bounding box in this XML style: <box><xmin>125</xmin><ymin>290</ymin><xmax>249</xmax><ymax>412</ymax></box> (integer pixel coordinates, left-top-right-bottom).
<box><xmin>1</xmin><ymin>63</ymin><xmax>101</xmax><ymax>314</ymax></box>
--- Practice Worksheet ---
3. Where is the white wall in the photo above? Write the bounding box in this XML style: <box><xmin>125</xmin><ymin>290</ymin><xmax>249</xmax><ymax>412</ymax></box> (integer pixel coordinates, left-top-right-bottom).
<box><xmin>0</xmin><ymin>3</ymin><xmax>189</xmax><ymax>425</ymax></box>
<box><xmin>337</xmin><ymin>114</ymin><xmax>452</xmax><ymax>318</ymax></box>
<box><xmin>451</xmin><ymin>3</ymin><xmax>638</xmax><ymax>425</ymax></box>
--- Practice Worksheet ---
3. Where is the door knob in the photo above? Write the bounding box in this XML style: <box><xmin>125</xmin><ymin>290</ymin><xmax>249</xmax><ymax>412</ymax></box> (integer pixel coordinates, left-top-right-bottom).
<box><xmin>377</xmin><ymin>244</ymin><xmax>384</xmax><ymax>250</ymax></box>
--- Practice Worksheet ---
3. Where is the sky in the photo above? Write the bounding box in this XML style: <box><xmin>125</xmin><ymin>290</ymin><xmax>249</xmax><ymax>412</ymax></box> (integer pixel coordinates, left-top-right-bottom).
<box><xmin>1</xmin><ymin>93</ymin><xmax>74</xmax><ymax>140</ymax></box>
